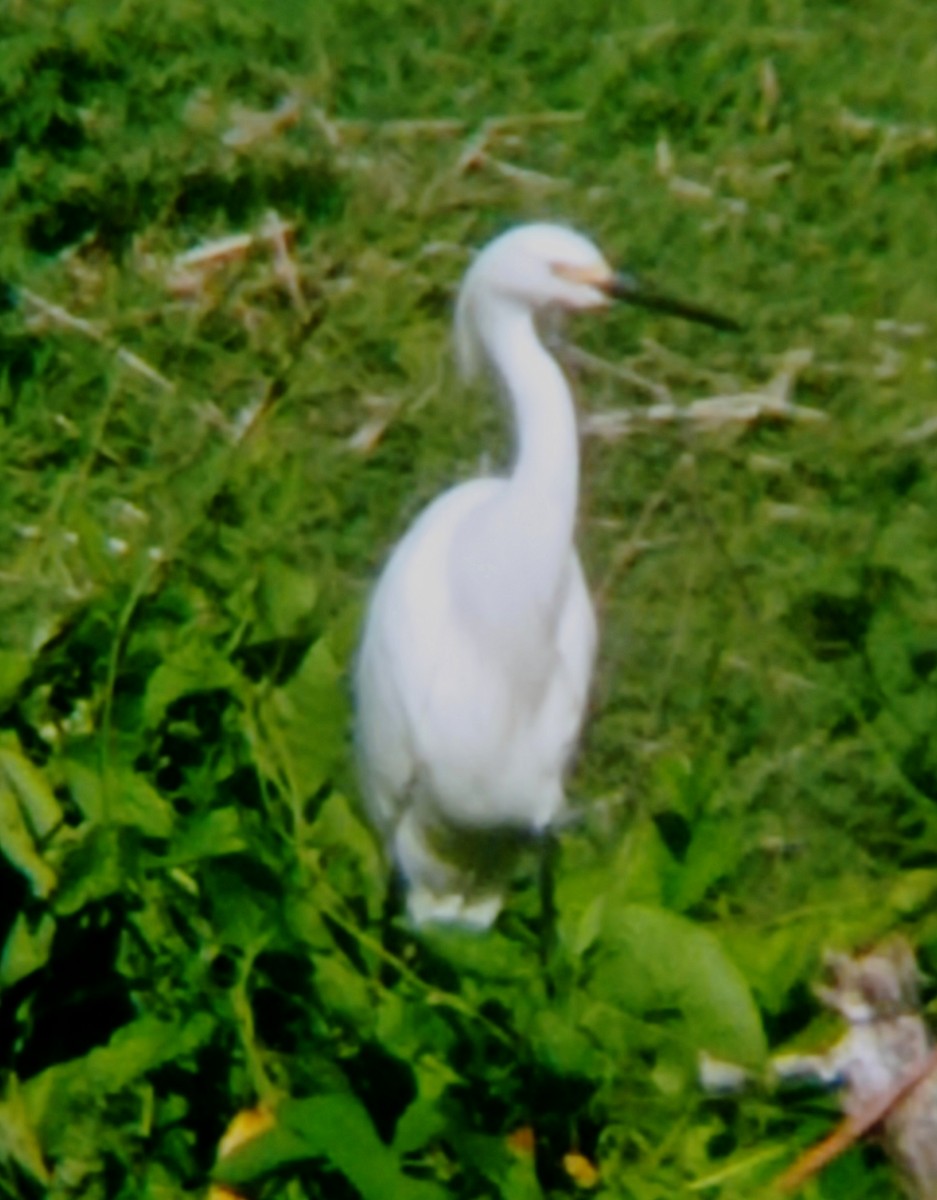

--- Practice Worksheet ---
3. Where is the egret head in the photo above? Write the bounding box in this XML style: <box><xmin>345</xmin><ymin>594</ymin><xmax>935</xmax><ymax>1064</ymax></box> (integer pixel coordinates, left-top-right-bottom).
<box><xmin>456</xmin><ymin>224</ymin><xmax>614</xmax><ymax>378</ymax></box>
<box><xmin>455</xmin><ymin>222</ymin><xmax>740</xmax><ymax>379</ymax></box>
<box><xmin>471</xmin><ymin>223</ymin><xmax>616</xmax><ymax>311</ymax></box>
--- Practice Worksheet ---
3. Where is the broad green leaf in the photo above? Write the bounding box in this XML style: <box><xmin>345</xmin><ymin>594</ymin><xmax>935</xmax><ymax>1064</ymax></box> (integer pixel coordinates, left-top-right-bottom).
<box><xmin>573</xmin><ymin>996</ymin><xmax>650</xmax><ymax>1064</ymax></box>
<box><xmin>446</xmin><ymin>1131</ymin><xmax>544</xmax><ymax>1200</ymax></box>
<box><xmin>0</xmin><ymin>776</ymin><xmax>57</xmax><ymax>899</ymax></box>
<box><xmin>52</xmin><ymin>825</ymin><xmax>128</xmax><ymax>914</ymax></box>
<box><xmin>304</xmin><ymin>790</ymin><xmax>385</xmax><ymax>920</ymax></box>
<box><xmin>254</xmin><ymin>556</ymin><xmax>318</xmax><ymax>640</ymax></box>
<box><xmin>258</xmin><ymin>638</ymin><xmax>347</xmax><ymax>800</ymax></box>
<box><xmin>0</xmin><ymin>911</ymin><xmax>55</xmax><ymax>989</ymax></box>
<box><xmin>23</xmin><ymin>1013</ymin><xmax>215</xmax><ymax>1149</ymax></box>
<box><xmin>527</xmin><ymin>1007</ymin><xmax>604</xmax><ymax>1078</ymax></box>
<box><xmin>886</xmin><ymin>868</ymin><xmax>937</xmax><ymax>916</ymax></box>
<box><xmin>667</xmin><ymin>817</ymin><xmax>747</xmax><ymax>912</ymax></box>
<box><xmin>216</xmin><ymin>1093</ymin><xmax>448</xmax><ymax>1200</ymax></box>
<box><xmin>372</xmin><ymin>991</ymin><xmax>460</xmax><ymax>1086</ymax></box>
<box><xmin>417</xmin><ymin>921</ymin><xmax>538</xmax><ymax>984</ymax></box>
<box><xmin>285</xmin><ymin>892</ymin><xmax>336</xmax><ymax>953</ymax></box>
<box><xmin>0</xmin><ymin>650</ymin><xmax>30</xmax><ymax>709</ymax></box>
<box><xmin>393</xmin><ymin>1056</ymin><xmax>457</xmax><ymax>1156</ymax></box>
<box><xmin>106</xmin><ymin>770</ymin><xmax>176</xmax><ymax>838</ymax></box>
<box><xmin>0</xmin><ymin>1077</ymin><xmax>50</xmax><ymax>1185</ymax></box>
<box><xmin>720</xmin><ymin>924</ymin><xmax>820</xmax><ymax>1017</ymax></box>
<box><xmin>492</xmin><ymin>1153</ymin><xmax>544</xmax><ymax>1200</ymax></box>
<box><xmin>202</xmin><ymin>857</ymin><xmax>282</xmax><ymax>946</ymax></box>
<box><xmin>313</xmin><ymin>951</ymin><xmax>377</xmax><ymax>1029</ymax></box>
<box><xmin>61</xmin><ymin>755</ymin><xmax>106</xmax><ymax>824</ymax></box>
<box><xmin>0</xmin><ymin>735</ymin><xmax>63</xmax><ymax>839</ymax></box>
<box><xmin>143</xmin><ymin>639</ymin><xmax>241</xmax><ymax>729</ymax></box>
<box><xmin>167</xmin><ymin>807</ymin><xmax>248</xmax><ymax>864</ymax></box>
<box><xmin>392</xmin><ymin>1095</ymin><xmax>450</xmax><ymax>1160</ymax></box>
<box><xmin>63</xmin><ymin>757</ymin><xmax>175</xmax><ymax>837</ymax></box>
<box><xmin>589</xmin><ymin>906</ymin><xmax>766</xmax><ymax>1067</ymax></box>
<box><xmin>556</xmin><ymin>818</ymin><xmax>675</xmax><ymax>955</ymax></box>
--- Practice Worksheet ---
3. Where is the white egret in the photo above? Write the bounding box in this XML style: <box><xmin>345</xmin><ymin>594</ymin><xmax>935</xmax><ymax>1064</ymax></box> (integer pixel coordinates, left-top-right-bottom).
<box><xmin>354</xmin><ymin>223</ymin><xmax>737</xmax><ymax>929</ymax></box>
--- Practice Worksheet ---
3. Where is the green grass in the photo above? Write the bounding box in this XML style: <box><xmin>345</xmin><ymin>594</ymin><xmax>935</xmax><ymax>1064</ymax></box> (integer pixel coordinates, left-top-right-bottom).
<box><xmin>3</xmin><ymin>0</ymin><xmax>937</xmax><ymax>1196</ymax></box>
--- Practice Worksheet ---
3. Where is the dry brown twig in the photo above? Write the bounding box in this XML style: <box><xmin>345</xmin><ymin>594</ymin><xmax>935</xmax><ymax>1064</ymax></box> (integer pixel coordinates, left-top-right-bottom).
<box><xmin>260</xmin><ymin>210</ymin><xmax>306</xmax><ymax>314</ymax></box>
<box><xmin>454</xmin><ymin>111</ymin><xmax>583</xmax><ymax>182</ymax></box>
<box><xmin>654</xmin><ymin>135</ymin><xmax>748</xmax><ymax>216</ymax></box>
<box><xmin>167</xmin><ymin>212</ymin><xmax>303</xmax><ymax>309</ymax></box>
<box><xmin>346</xmin><ymin>395</ymin><xmax>400</xmax><ymax>456</ymax></box>
<box><xmin>303</xmin><ymin>105</ymin><xmax>579</xmax><ymax>159</ymax></box>
<box><xmin>836</xmin><ymin>108</ymin><xmax>937</xmax><ymax>170</ymax></box>
<box><xmin>19</xmin><ymin>287</ymin><xmax>175</xmax><ymax>393</ymax></box>
<box><xmin>580</xmin><ymin>347</ymin><xmax>822</xmax><ymax>440</ymax></box>
<box><xmin>699</xmin><ymin>939</ymin><xmax>937</xmax><ymax>1198</ymax></box>
<box><xmin>560</xmin><ymin>343</ymin><xmax>673</xmax><ymax>405</ymax></box>
<box><xmin>222</xmin><ymin>93</ymin><xmax>302</xmax><ymax>150</ymax></box>
<box><xmin>639</xmin><ymin>336</ymin><xmax>739</xmax><ymax>392</ymax></box>
<box><xmin>777</xmin><ymin>1046</ymin><xmax>937</xmax><ymax>1194</ymax></box>
<box><xmin>898</xmin><ymin>416</ymin><xmax>937</xmax><ymax>446</ymax></box>
<box><xmin>318</xmin><ymin>112</ymin><xmax>466</xmax><ymax>143</ymax></box>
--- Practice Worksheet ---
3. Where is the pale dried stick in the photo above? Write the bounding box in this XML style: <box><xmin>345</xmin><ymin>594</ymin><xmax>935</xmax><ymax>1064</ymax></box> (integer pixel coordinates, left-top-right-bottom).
<box><xmin>19</xmin><ymin>287</ymin><xmax>174</xmax><ymax>392</ymax></box>
<box><xmin>260</xmin><ymin>210</ymin><xmax>306</xmax><ymax>313</ymax></box>
<box><xmin>455</xmin><ymin>110</ymin><xmax>583</xmax><ymax>172</ymax></box>
<box><xmin>560</xmin><ymin>343</ymin><xmax>674</xmax><ymax>404</ymax></box>
<box><xmin>222</xmin><ymin>93</ymin><xmax>302</xmax><ymax>149</ymax></box>
<box><xmin>777</xmin><ymin>1046</ymin><xmax>937</xmax><ymax>1194</ymax></box>
<box><xmin>331</xmin><ymin>115</ymin><xmax>466</xmax><ymax>139</ymax></box>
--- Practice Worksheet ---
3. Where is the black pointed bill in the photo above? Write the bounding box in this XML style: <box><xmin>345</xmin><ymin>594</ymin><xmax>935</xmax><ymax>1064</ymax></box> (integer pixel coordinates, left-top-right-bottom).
<box><xmin>606</xmin><ymin>272</ymin><xmax>741</xmax><ymax>333</ymax></box>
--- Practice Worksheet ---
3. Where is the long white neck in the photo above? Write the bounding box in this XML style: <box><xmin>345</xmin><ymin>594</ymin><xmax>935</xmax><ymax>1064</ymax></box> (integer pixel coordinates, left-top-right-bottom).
<box><xmin>460</xmin><ymin>299</ymin><xmax>579</xmax><ymax>620</ymax></box>
<box><xmin>488</xmin><ymin>304</ymin><xmax>579</xmax><ymax>530</ymax></box>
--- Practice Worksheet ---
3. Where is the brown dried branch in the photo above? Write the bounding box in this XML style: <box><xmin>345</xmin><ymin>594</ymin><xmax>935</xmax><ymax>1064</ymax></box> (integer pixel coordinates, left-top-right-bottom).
<box><xmin>777</xmin><ymin>1047</ymin><xmax>937</xmax><ymax>1193</ymax></box>
<box><xmin>19</xmin><ymin>287</ymin><xmax>175</xmax><ymax>392</ymax></box>
<box><xmin>222</xmin><ymin>94</ymin><xmax>302</xmax><ymax>150</ymax></box>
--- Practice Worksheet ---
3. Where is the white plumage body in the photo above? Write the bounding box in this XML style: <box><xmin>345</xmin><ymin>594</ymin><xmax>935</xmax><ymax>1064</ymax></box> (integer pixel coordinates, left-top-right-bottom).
<box><xmin>356</xmin><ymin>474</ymin><xmax>596</xmax><ymax>818</ymax></box>
<box><xmin>354</xmin><ymin>224</ymin><xmax>612</xmax><ymax>927</ymax></box>
<box><xmin>355</xmin><ymin>478</ymin><xmax>596</xmax><ymax>927</ymax></box>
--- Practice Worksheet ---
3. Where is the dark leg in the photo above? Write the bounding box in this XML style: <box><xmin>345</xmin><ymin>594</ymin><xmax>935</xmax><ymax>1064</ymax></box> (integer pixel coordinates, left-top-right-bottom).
<box><xmin>538</xmin><ymin>828</ymin><xmax>559</xmax><ymax>998</ymax></box>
